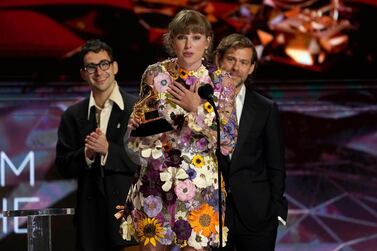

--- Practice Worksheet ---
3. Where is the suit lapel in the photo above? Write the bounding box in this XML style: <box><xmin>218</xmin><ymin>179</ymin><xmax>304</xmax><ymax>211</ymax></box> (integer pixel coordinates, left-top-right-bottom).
<box><xmin>106</xmin><ymin>92</ymin><xmax>129</xmax><ymax>141</ymax></box>
<box><xmin>230</xmin><ymin>89</ymin><xmax>256</xmax><ymax>170</ymax></box>
<box><xmin>79</xmin><ymin>99</ymin><xmax>96</xmax><ymax>139</ymax></box>
<box><xmin>106</xmin><ymin>106</ymin><xmax>121</xmax><ymax>140</ymax></box>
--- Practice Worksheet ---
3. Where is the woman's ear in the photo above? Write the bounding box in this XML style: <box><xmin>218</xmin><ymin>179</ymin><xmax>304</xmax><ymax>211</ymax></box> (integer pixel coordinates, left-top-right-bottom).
<box><xmin>206</xmin><ymin>36</ymin><xmax>211</xmax><ymax>49</ymax></box>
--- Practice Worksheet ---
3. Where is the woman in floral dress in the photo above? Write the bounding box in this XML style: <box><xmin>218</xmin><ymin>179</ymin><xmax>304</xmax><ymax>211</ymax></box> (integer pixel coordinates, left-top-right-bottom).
<box><xmin>117</xmin><ymin>10</ymin><xmax>238</xmax><ymax>251</ymax></box>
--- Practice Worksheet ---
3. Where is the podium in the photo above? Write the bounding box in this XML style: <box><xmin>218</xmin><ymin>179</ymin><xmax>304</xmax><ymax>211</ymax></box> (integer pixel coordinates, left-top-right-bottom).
<box><xmin>2</xmin><ymin>208</ymin><xmax>75</xmax><ymax>251</ymax></box>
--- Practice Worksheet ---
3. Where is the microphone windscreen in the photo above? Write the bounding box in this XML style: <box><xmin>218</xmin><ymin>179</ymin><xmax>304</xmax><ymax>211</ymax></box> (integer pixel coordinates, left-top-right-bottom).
<box><xmin>198</xmin><ymin>84</ymin><xmax>214</xmax><ymax>100</ymax></box>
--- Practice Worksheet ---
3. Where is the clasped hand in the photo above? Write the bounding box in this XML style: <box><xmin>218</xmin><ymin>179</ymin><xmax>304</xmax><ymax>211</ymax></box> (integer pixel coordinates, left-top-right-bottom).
<box><xmin>85</xmin><ymin>128</ymin><xmax>109</xmax><ymax>159</ymax></box>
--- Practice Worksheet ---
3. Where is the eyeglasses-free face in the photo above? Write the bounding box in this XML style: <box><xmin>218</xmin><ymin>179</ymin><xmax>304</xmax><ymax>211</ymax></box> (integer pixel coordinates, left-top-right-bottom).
<box><xmin>83</xmin><ymin>60</ymin><xmax>113</xmax><ymax>74</ymax></box>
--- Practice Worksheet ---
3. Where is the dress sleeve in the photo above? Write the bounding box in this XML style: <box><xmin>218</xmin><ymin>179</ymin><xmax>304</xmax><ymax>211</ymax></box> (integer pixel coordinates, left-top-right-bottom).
<box><xmin>215</xmin><ymin>74</ymin><xmax>238</xmax><ymax>155</ymax></box>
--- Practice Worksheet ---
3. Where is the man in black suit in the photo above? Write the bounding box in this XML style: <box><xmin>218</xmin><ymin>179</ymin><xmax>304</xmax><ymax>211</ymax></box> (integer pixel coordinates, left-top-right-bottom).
<box><xmin>55</xmin><ymin>39</ymin><xmax>137</xmax><ymax>251</ymax></box>
<box><xmin>214</xmin><ymin>34</ymin><xmax>288</xmax><ymax>251</ymax></box>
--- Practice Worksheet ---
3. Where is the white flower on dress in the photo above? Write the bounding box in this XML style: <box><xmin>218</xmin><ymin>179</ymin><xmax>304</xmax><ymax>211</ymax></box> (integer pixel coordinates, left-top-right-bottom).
<box><xmin>187</xmin><ymin>113</ymin><xmax>203</xmax><ymax>132</ymax></box>
<box><xmin>140</xmin><ymin>140</ymin><xmax>163</xmax><ymax>159</ymax></box>
<box><xmin>120</xmin><ymin>215</ymin><xmax>135</xmax><ymax>241</ymax></box>
<box><xmin>130</xmin><ymin>179</ymin><xmax>143</xmax><ymax>210</ymax></box>
<box><xmin>180</xmin><ymin>160</ymin><xmax>190</xmax><ymax>170</ymax></box>
<box><xmin>188</xmin><ymin>231</ymin><xmax>209</xmax><ymax>250</ymax></box>
<box><xmin>204</xmin><ymin>155</ymin><xmax>216</xmax><ymax>169</ymax></box>
<box><xmin>160</xmin><ymin>167</ymin><xmax>189</xmax><ymax>191</ymax></box>
<box><xmin>202</xmin><ymin>105</ymin><xmax>215</xmax><ymax>126</ymax></box>
<box><xmin>175</xmin><ymin>210</ymin><xmax>187</xmax><ymax>221</ymax></box>
<box><xmin>127</xmin><ymin>137</ymin><xmax>140</xmax><ymax>152</ymax></box>
<box><xmin>214</xmin><ymin>226</ymin><xmax>229</xmax><ymax>247</ymax></box>
<box><xmin>192</xmin><ymin>166</ymin><xmax>213</xmax><ymax>188</ymax></box>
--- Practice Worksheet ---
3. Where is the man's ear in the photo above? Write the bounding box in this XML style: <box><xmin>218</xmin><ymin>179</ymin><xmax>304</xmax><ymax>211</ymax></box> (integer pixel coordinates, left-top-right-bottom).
<box><xmin>248</xmin><ymin>63</ymin><xmax>255</xmax><ymax>75</ymax></box>
<box><xmin>112</xmin><ymin>61</ymin><xmax>118</xmax><ymax>75</ymax></box>
<box><xmin>80</xmin><ymin>69</ymin><xmax>87</xmax><ymax>81</ymax></box>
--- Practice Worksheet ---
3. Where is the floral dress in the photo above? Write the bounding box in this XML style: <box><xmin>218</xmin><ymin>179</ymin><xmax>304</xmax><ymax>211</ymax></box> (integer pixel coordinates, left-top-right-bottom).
<box><xmin>118</xmin><ymin>58</ymin><xmax>237</xmax><ymax>249</ymax></box>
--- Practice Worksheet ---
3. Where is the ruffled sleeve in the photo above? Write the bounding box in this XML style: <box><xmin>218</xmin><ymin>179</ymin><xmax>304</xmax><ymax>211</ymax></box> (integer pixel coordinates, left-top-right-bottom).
<box><xmin>216</xmin><ymin>73</ymin><xmax>238</xmax><ymax>155</ymax></box>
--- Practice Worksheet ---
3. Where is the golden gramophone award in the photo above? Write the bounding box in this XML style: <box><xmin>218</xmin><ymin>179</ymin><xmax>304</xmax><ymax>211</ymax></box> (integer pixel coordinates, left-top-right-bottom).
<box><xmin>130</xmin><ymin>82</ymin><xmax>173</xmax><ymax>137</ymax></box>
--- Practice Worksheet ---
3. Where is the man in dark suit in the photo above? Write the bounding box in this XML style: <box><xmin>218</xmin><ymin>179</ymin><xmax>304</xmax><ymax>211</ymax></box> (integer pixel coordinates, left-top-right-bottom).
<box><xmin>214</xmin><ymin>34</ymin><xmax>288</xmax><ymax>251</ymax></box>
<box><xmin>55</xmin><ymin>39</ymin><xmax>137</xmax><ymax>251</ymax></box>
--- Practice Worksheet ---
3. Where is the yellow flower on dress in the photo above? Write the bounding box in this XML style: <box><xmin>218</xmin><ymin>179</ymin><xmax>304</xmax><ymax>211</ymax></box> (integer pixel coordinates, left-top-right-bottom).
<box><xmin>137</xmin><ymin>217</ymin><xmax>164</xmax><ymax>247</ymax></box>
<box><xmin>214</xmin><ymin>68</ymin><xmax>222</xmax><ymax>75</ymax></box>
<box><xmin>178</xmin><ymin>68</ymin><xmax>189</xmax><ymax>79</ymax></box>
<box><xmin>197</xmin><ymin>66</ymin><xmax>207</xmax><ymax>76</ymax></box>
<box><xmin>192</xmin><ymin>154</ymin><xmax>204</xmax><ymax>168</ymax></box>
<box><xmin>203</xmin><ymin>102</ymin><xmax>214</xmax><ymax>113</ymax></box>
<box><xmin>221</xmin><ymin>118</ymin><xmax>227</xmax><ymax>125</ymax></box>
<box><xmin>188</xmin><ymin>204</ymin><xmax>219</xmax><ymax>238</ymax></box>
<box><xmin>171</xmin><ymin>71</ymin><xmax>179</xmax><ymax>80</ymax></box>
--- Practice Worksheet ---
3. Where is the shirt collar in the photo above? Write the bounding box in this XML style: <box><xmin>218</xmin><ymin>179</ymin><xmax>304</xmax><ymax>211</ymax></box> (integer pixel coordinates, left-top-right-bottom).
<box><xmin>87</xmin><ymin>81</ymin><xmax>124</xmax><ymax>119</ymax></box>
<box><xmin>236</xmin><ymin>84</ymin><xmax>246</xmax><ymax>103</ymax></box>
<box><xmin>235</xmin><ymin>84</ymin><xmax>246</xmax><ymax>124</ymax></box>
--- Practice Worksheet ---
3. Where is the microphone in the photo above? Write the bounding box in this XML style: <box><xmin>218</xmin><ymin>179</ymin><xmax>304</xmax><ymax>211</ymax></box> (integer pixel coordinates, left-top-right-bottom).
<box><xmin>198</xmin><ymin>84</ymin><xmax>214</xmax><ymax>101</ymax></box>
<box><xmin>198</xmin><ymin>83</ymin><xmax>224</xmax><ymax>247</ymax></box>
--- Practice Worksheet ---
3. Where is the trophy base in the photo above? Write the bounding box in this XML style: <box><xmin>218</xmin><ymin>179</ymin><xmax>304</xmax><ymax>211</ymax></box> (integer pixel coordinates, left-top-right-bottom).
<box><xmin>130</xmin><ymin>118</ymin><xmax>173</xmax><ymax>137</ymax></box>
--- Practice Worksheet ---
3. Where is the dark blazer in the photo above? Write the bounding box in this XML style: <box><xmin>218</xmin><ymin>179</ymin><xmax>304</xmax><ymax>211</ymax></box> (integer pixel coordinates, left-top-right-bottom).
<box><xmin>220</xmin><ymin>87</ymin><xmax>287</xmax><ymax>230</ymax></box>
<box><xmin>55</xmin><ymin>89</ymin><xmax>137</xmax><ymax>251</ymax></box>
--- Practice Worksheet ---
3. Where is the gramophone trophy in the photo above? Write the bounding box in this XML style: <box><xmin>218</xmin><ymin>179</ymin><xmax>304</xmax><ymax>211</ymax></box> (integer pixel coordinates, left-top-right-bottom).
<box><xmin>130</xmin><ymin>82</ymin><xmax>173</xmax><ymax>137</ymax></box>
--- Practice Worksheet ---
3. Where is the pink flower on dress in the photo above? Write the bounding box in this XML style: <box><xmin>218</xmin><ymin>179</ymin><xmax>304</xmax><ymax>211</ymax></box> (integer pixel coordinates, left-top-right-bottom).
<box><xmin>179</xmin><ymin>127</ymin><xmax>192</xmax><ymax>146</ymax></box>
<box><xmin>185</xmin><ymin>76</ymin><xmax>197</xmax><ymax>86</ymax></box>
<box><xmin>201</xmin><ymin>75</ymin><xmax>212</xmax><ymax>85</ymax></box>
<box><xmin>195</xmin><ymin>138</ymin><xmax>209</xmax><ymax>151</ymax></box>
<box><xmin>175</xmin><ymin>180</ymin><xmax>195</xmax><ymax>201</ymax></box>
<box><xmin>154</xmin><ymin>73</ymin><xmax>171</xmax><ymax>92</ymax></box>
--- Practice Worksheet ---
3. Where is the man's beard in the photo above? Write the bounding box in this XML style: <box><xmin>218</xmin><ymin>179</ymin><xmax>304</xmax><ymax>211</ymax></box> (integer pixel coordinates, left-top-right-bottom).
<box><xmin>236</xmin><ymin>80</ymin><xmax>244</xmax><ymax>89</ymax></box>
<box><xmin>229</xmin><ymin>71</ymin><xmax>245</xmax><ymax>87</ymax></box>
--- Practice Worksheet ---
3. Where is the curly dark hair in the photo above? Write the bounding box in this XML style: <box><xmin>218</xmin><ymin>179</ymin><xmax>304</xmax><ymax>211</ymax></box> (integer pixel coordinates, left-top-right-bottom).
<box><xmin>79</xmin><ymin>39</ymin><xmax>114</xmax><ymax>65</ymax></box>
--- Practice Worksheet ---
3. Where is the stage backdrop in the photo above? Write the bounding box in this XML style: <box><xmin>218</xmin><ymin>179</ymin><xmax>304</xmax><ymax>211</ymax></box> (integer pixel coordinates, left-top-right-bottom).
<box><xmin>1</xmin><ymin>0</ymin><xmax>377</xmax><ymax>250</ymax></box>
<box><xmin>1</xmin><ymin>81</ymin><xmax>376</xmax><ymax>251</ymax></box>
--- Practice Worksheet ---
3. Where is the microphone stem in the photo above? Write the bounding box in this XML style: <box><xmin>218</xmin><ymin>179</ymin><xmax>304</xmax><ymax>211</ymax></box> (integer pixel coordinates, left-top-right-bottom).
<box><xmin>208</xmin><ymin>98</ymin><xmax>222</xmax><ymax>248</ymax></box>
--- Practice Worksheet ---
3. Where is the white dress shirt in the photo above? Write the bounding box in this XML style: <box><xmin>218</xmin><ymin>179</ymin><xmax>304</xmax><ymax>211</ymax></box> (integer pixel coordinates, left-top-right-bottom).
<box><xmin>85</xmin><ymin>82</ymin><xmax>124</xmax><ymax>167</ymax></box>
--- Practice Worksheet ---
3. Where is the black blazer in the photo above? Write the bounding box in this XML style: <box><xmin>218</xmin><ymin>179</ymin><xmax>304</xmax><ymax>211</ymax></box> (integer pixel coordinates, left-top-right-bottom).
<box><xmin>220</xmin><ymin>87</ymin><xmax>287</xmax><ymax>230</ymax></box>
<box><xmin>55</xmin><ymin>89</ymin><xmax>137</xmax><ymax>251</ymax></box>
